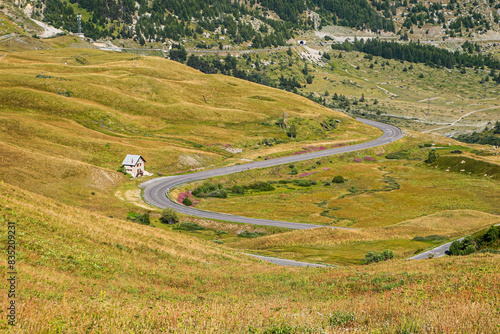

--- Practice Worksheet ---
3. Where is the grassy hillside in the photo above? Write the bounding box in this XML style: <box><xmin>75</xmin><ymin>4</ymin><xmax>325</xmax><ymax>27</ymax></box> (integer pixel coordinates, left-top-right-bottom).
<box><xmin>199</xmin><ymin>43</ymin><xmax>500</xmax><ymax>137</ymax></box>
<box><xmin>1</xmin><ymin>181</ymin><xmax>499</xmax><ymax>332</ymax></box>
<box><xmin>0</xmin><ymin>46</ymin><xmax>375</xmax><ymax>215</ymax></box>
<box><xmin>174</xmin><ymin>133</ymin><xmax>500</xmax><ymax>264</ymax></box>
<box><xmin>229</xmin><ymin>210</ymin><xmax>500</xmax><ymax>265</ymax></box>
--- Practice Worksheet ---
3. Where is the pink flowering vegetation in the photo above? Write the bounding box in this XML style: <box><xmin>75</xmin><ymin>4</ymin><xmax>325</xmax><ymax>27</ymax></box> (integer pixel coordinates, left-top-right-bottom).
<box><xmin>298</xmin><ymin>172</ymin><xmax>316</xmax><ymax>177</ymax></box>
<box><xmin>177</xmin><ymin>191</ymin><xmax>198</xmax><ymax>206</ymax></box>
<box><xmin>176</xmin><ymin>191</ymin><xmax>190</xmax><ymax>203</ymax></box>
<box><xmin>292</xmin><ymin>143</ymin><xmax>347</xmax><ymax>155</ymax></box>
<box><xmin>293</xmin><ymin>145</ymin><xmax>327</xmax><ymax>155</ymax></box>
<box><xmin>353</xmin><ymin>156</ymin><xmax>377</xmax><ymax>162</ymax></box>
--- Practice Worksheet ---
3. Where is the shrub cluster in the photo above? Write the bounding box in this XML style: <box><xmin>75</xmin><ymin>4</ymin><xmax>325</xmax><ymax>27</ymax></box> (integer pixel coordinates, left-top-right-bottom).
<box><xmin>192</xmin><ymin>182</ymin><xmax>227</xmax><ymax>198</ymax></box>
<box><xmin>289</xmin><ymin>164</ymin><xmax>298</xmax><ymax>175</ymax></box>
<box><xmin>117</xmin><ymin>165</ymin><xmax>128</xmax><ymax>175</ymax></box>
<box><xmin>328</xmin><ymin>311</ymin><xmax>356</xmax><ymax>327</ymax></box>
<box><xmin>159</xmin><ymin>208</ymin><xmax>179</xmax><ymax>225</ymax></box>
<box><xmin>292</xmin><ymin>179</ymin><xmax>316</xmax><ymax>187</ymax></box>
<box><xmin>192</xmin><ymin>180</ymin><xmax>277</xmax><ymax>199</ymax></box>
<box><xmin>320</xmin><ymin>118</ymin><xmax>339</xmax><ymax>131</ymax></box>
<box><xmin>126</xmin><ymin>211</ymin><xmax>150</xmax><ymax>225</ymax></box>
<box><xmin>449</xmin><ymin>226</ymin><xmax>500</xmax><ymax>256</ymax></box>
<box><xmin>230</xmin><ymin>185</ymin><xmax>246</xmax><ymax>194</ymax></box>
<box><xmin>332</xmin><ymin>175</ymin><xmax>346</xmax><ymax>183</ymax></box>
<box><xmin>260</xmin><ymin>138</ymin><xmax>284</xmax><ymax>146</ymax></box>
<box><xmin>425</xmin><ymin>149</ymin><xmax>438</xmax><ymax>163</ymax></box>
<box><xmin>364</xmin><ymin>249</ymin><xmax>394</xmax><ymax>264</ymax></box>
<box><xmin>454</xmin><ymin>122</ymin><xmax>500</xmax><ymax>146</ymax></box>
<box><xmin>385</xmin><ymin>151</ymin><xmax>409</xmax><ymax>160</ymax></box>
<box><xmin>173</xmin><ymin>222</ymin><xmax>206</xmax><ymax>231</ymax></box>
<box><xmin>248</xmin><ymin>181</ymin><xmax>275</xmax><ymax>192</ymax></box>
<box><xmin>238</xmin><ymin>231</ymin><xmax>265</xmax><ymax>238</ymax></box>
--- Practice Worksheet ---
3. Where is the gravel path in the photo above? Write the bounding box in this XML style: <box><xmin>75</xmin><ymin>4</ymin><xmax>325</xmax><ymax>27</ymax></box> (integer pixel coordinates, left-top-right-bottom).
<box><xmin>30</xmin><ymin>18</ymin><xmax>63</xmax><ymax>38</ymax></box>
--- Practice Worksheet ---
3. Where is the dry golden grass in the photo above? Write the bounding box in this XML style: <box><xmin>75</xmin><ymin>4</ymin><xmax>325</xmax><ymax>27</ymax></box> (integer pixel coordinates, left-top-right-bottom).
<box><xmin>0</xmin><ymin>182</ymin><xmax>499</xmax><ymax>333</ymax></box>
<box><xmin>388</xmin><ymin>209</ymin><xmax>500</xmax><ymax>237</ymax></box>
<box><xmin>233</xmin><ymin>210</ymin><xmax>500</xmax><ymax>250</ymax></box>
<box><xmin>0</xmin><ymin>47</ymin><xmax>376</xmax><ymax>216</ymax></box>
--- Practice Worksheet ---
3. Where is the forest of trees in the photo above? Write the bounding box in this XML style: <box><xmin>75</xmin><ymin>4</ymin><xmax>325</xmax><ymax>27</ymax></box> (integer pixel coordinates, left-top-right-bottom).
<box><xmin>40</xmin><ymin>0</ymin><xmax>393</xmax><ymax>44</ymax></box>
<box><xmin>454</xmin><ymin>122</ymin><xmax>500</xmax><ymax>146</ymax></box>
<box><xmin>312</xmin><ymin>0</ymin><xmax>394</xmax><ymax>32</ymax></box>
<box><xmin>332</xmin><ymin>38</ymin><xmax>500</xmax><ymax>72</ymax></box>
<box><xmin>43</xmin><ymin>0</ymin><xmax>111</xmax><ymax>39</ymax></box>
<box><xmin>369</xmin><ymin>0</ymin><xmax>497</xmax><ymax>37</ymax></box>
<box><xmin>184</xmin><ymin>52</ymin><xmax>315</xmax><ymax>94</ymax></box>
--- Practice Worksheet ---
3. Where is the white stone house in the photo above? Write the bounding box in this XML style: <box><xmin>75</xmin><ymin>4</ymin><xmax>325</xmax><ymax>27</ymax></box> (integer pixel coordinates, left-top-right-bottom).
<box><xmin>121</xmin><ymin>154</ymin><xmax>147</xmax><ymax>178</ymax></box>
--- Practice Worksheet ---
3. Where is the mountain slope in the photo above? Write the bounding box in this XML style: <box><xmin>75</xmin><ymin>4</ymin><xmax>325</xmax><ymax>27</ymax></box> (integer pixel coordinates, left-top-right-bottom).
<box><xmin>0</xmin><ymin>47</ymin><xmax>375</xmax><ymax>214</ymax></box>
<box><xmin>20</xmin><ymin>0</ymin><xmax>394</xmax><ymax>43</ymax></box>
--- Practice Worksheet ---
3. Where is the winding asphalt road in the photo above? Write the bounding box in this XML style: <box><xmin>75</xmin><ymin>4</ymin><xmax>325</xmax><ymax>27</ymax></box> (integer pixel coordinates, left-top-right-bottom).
<box><xmin>141</xmin><ymin>118</ymin><xmax>403</xmax><ymax>229</ymax></box>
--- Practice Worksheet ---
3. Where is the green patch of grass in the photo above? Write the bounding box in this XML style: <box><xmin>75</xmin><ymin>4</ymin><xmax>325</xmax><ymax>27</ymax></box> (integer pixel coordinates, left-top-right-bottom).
<box><xmin>412</xmin><ymin>235</ymin><xmax>449</xmax><ymax>243</ymax></box>
<box><xmin>173</xmin><ymin>222</ymin><xmax>206</xmax><ymax>231</ymax></box>
<box><xmin>247</xmin><ymin>239</ymin><xmax>433</xmax><ymax>265</ymax></box>
<box><xmin>238</xmin><ymin>231</ymin><xmax>266</xmax><ymax>238</ymax></box>
<box><xmin>248</xmin><ymin>95</ymin><xmax>277</xmax><ymax>101</ymax></box>
<box><xmin>385</xmin><ymin>151</ymin><xmax>410</xmax><ymax>160</ymax></box>
<box><xmin>431</xmin><ymin>155</ymin><xmax>500</xmax><ymax>179</ymax></box>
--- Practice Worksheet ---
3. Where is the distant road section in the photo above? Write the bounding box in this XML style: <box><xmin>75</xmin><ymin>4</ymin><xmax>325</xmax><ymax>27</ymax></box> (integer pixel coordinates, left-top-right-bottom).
<box><xmin>408</xmin><ymin>240</ymin><xmax>462</xmax><ymax>260</ymax></box>
<box><xmin>141</xmin><ymin>118</ymin><xmax>404</xmax><ymax>229</ymax></box>
<box><xmin>409</xmin><ymin>223</ymin><xmax>500</xmax><ymax>260</ymax></box>
<box><xmin>246</xmin><ymin>254</ymin><xmax>329</xmax><ymax>267</ymax></box>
